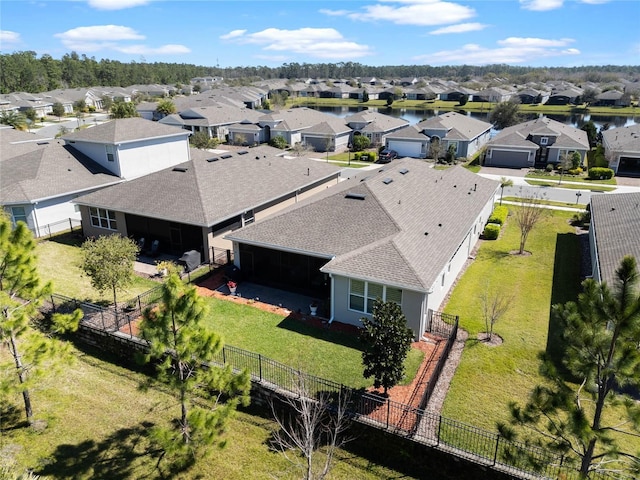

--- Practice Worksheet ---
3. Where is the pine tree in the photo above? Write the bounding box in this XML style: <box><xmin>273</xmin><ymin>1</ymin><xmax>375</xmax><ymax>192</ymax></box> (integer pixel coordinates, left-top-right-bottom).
<box><xmin>139</xmin><ymin>274</ymin><xmax>251</xmax><ymax>471</ymax></box>
<box><xmin>0</xmin><ymin>213</ymin><xmax>82</xmax><ymax>424</ymax></box>
<box><xmin>500</xmin><ymin>256</ymin><xmax>640</xmax><ymax>478</ymax></box>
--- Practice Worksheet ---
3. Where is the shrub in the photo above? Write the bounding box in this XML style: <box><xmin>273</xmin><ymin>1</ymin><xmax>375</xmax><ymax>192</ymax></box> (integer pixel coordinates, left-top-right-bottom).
<box><xmin>587</xmin><ymin>167</ymin><xmax>614</xmax><ymax>180</ymax></box>
<box><xmin>571</xmin><ymin>210</ymin><xmax>591</xmax><ymax>227</ymax></box>
<box><xmin>269</xmin><ymin>135</ymin><xmax>287</xmax><ymax>149</ymax></box>
<box><xmin>568</xmin><ymin>167</ymin><xmax>583</xmax><ymax>175</ymax></box>
<box><xmin>545</xmin><ymin>163</ymin><xmax>554</xmax><ymax>172</ymax></box>
<box><xmin>483</xmin><ymin>223</ymin><xmax>500</xmax><ymax>240</ymax></box>
<box><xmin>488</xmin><ymin>206</ymin><xmax>508</xmax><ymax>225</ymax></box>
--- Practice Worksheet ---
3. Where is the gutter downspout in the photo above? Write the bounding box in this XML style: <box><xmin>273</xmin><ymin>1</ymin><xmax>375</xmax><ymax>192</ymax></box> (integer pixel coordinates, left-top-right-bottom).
<box><xmin>328</xmin><ymin>273</ymin><xmax>335</xmax><ymax>324</ymax></box>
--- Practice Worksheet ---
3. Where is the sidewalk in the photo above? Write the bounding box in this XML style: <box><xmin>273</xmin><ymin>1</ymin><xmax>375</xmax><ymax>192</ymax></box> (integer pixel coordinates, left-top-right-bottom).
<box><xmin>478</xmin><ymin>170</ymin><xmax>640</xmax><ymax>193</ymax></box>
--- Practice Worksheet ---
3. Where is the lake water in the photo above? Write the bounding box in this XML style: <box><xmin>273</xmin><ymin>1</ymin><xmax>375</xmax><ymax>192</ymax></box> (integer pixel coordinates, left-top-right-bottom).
<box><xmin>308</xmin><ymin>105</ymin><xmax>638</xmax><ymax>132</ymax></box>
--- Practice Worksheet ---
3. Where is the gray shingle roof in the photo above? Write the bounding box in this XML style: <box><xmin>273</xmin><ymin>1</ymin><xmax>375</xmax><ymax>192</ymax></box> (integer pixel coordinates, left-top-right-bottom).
<box><xmin>74</xmin><ymin>146</ymin><xmax>341</xmax><ymax>227</ymax></box>
<box><xmin>489</xmin><ymin>117</ymin><xmax>589</xmax><ymax>150</ymax></box>
<box><xmin>1</xmin><ymin>139</ymin><xmax>120</xmax><ymax>204</ymax></box>
<box><xmin>62</xmin><ymin>117</ymin><xmax>190</xmax><ymax>144</ymax></box>
<box><xmin>602</xmin><ymin>123</ymin><xmax>640</xmax><ymax>153</ymax></box>
<box><xmin>590</xmin><ymin>192</ymin><xmax>640</xmax><ymax>287</ymax></box>
<box><xmin>227</xmin><ymin>160</ymin><xmax>499</xmax><ymax>291</ymax></box>
<box><xmin>416</xmin><ymin>111</ymin><xmax>491</xmax><ymax>141</ymax></box>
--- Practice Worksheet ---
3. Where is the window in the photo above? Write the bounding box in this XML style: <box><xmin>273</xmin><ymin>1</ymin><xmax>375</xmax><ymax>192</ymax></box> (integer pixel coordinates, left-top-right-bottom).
<box><xmin>540</xmin><ymin>137</ymin><xmax>548</xmax><ymax>145</ymax></box>
<box><xmin>10</xmin><ymin>206</ymin><xmax>27</xmax><ymax>226</ymax></box>
<box><xmin>89</xmin><ymin>207</ymin><xmax>117</xmax><ymax>230</ymax></box>
<box><xmin>105</xmin><ymin>144</ymin><xmax>115</xmax><ymax>162</ymax></box>
<box><xmin>349</xmin><ymin>279</ymin><xmax>403</xmax><ymax>314</ymax></box>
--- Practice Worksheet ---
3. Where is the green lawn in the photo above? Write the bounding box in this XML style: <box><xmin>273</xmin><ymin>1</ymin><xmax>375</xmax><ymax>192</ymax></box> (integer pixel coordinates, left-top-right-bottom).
<box><xmin>35</xmin><ymin>233</ymin><xmax>160</xmax><ymax>303</ymax></box>
<box><xmin>202</xmin><ymin>296</ymin><xmax>424</xmax><ymax>389</ymax></box>
<box><xmin>442</xmin><ymin>210</ymin><xmax>580</xmax><ymax>430</ymax></box>
<box><xmin>501</xmin><ymin>196</ymin><xmax>586</xmax><ymax>209</ymax></box>
<box><xmin>1</xmin><ymin>345</ymin><xmax>414</xmax><ymax>480</ymax></box>
<box><xmin>524</xmin><ymin>178</ymin><xmax>616</xmax><ymax>191</ymax></box>
<box><xmin>525</xmin><ymin>171</ymin><xmax>617</xmax><ymax>186</ymax></box>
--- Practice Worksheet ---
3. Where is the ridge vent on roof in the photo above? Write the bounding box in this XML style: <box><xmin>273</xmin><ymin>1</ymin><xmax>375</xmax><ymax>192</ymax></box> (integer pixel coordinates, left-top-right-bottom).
<box><xmin>383</xmin><ymin>178</ymin><xmax>393</xmax><ymax>185</ymax></box>
<box><xmin>173</xmin><ymin>167</ymin><xmax>188</xmax><ymax>172</ymax></box>
<box><xmin>237</xmin><ymin>150</ymin><xmax>249</xmax><ymax>155</ymax></box>
<box><xmin>206</xmin><ymin>157</ymin><xmax>219</xmax><ymax>162</ymax></box>
<box><xmin>221</xmin><ymin>153</ymin><xmax>233</xmax><ymax>159</ymax></box>
<box><xmin>345</xmin><ymin>192</ymin><xmax>366</xmax><ymax>200</ymax></box>
<box><xmin>399</xmin><ymin>168</ymin><xmax>409</xmax><ymax>175</ymax></box>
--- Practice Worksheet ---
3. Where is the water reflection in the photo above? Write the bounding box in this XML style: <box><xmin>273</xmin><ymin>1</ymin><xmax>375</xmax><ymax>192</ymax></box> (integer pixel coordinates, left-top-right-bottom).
<box><xmin>308</xmin><ymin>105</ymin><xmax>638</xmax><ymax>131</ymax></box>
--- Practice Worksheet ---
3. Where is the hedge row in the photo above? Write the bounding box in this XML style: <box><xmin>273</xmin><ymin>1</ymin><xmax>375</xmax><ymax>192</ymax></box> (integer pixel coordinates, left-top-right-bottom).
<box><xmin>487</xmin><ymin>206</ymin><xmax>508</xmax><ymax>225</ymax></box>
<box><xmin>483</xmin><ymin>223</ymin><xmax>500</xmax><ymax>240</ymax></box>
<box><xmin>354</xmin><ymin>151</ymin><xmax>377</xmax><ymax>162</ymax></box>
<box><xmin>587</xmin><ymin>167</ymin><xmax>614</xmax><ymax>180</ymax></box>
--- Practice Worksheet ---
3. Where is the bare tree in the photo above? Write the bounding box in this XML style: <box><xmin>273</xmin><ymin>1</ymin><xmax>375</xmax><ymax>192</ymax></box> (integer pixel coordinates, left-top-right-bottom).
<box><xmin>513</xmin><ymin>191</ymin><xmax>549</xmax><ymax>255</ymax></box>
<box><xmin>479</xmin><ymin>284</ymin><xmax>513</xmax><ymax>342</ymax></box>
<box><xmin>291</xmin><ymin>141</ymin><xmax>311</xmax><ymax>157</ymax></box>
<box><xmin>557</xmin><ymin>152</ymin><xmax>573</xmax><ymax>185</ymax></box>
<box><xmin>270</xmin><ymin>372</ymin><xmax>353</xmax><ymax>480</ymax></box>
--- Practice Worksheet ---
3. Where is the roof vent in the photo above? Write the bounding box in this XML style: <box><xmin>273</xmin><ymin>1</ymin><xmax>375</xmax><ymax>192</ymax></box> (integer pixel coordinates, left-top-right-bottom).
<box><xmin>345</xmin><ymin>192</ymin><xmax>366</xmax><ymax>200</ymax></box>
<box><xmin>206</xmin><ymin>157</ymin><xmax>219</xmax><ymax>162</ymax></box>
<box><xmin>255</xmin><ymin>156</ymin><xmax>260</xmax><ymax>160</ymax></box>
<box><xmin>173</xmin><ymin>167</ymin><xmax>188</xmax><ymax>172</ymax></box>
<box><xmin>237</xmin><ymin>150</ymin><xmax>249</xmax><ymax>155</ymax></box>
<box><xmin>399</xmin><ymin>168</ymin><xmax>409</xmax><ymax>175</ymax></box>
<box><xmin>383</xmin><ymin>178</ymin><xmax>393</xmax><ymax>185</ymax></box>
<box><xmin>37</xmin><ymin>141</ymin><xmax>49</xmax><ymax>145</ymax></box>
<box><xmin>221</xmin><ymin>154</ymin><xmax>233</xmax><ymax>159</ymax></box>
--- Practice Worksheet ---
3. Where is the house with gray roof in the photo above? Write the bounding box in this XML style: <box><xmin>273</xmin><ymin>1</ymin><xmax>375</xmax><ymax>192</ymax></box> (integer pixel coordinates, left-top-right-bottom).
<box><xmin>226</xmin><ymin>161</ymin><xmax>500</xmax><ymax>337</ymax></box>
<box><xmin>384</xmin><ymin>111</ymin><xmax>492</xmax><ymax>161</ymax></box>
<box><xmin>601</xmin><ymin>123</ymin><xmax>640</xmax><ymax>176</ymax></box>
<box><xmin>345</xmin><ymin>111</ymin><xmax>409</xmax><ymax>148</ymax></box>
<box><xmin>62</xmin><ymin>117</ymin><xmax>192</xmax><ymax>180</ymax></box>
<box><xmin>484</xmin><ymin>116</ymin><xmax>589</xmax><ymax>169</ymax></box>
<box><xmin>74</xmin><ymin>146</ymin><xmax>342</xmax><ymax>262</ymax></box>
<box><xmin>588</xmin><ymin>192</ymin><xmax>640</xmax><ymax>289</ymax></box>
<box><xmin>1</xmin><ymin>127</ymin><xmax>120</xmax><ymax>237</ymax></box>
<box><xmin>262</xmin><ymin>107</ymin><xmax>338</xmax><ymax>146</ymax></box>
<box><xmin>300</xmin><ymin>117</ymin><xmax>352</xmax><ymax>152</ymax></box>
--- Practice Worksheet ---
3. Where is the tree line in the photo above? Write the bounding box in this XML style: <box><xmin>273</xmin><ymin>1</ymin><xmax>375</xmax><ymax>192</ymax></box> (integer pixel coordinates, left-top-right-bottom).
<box><xmin>1</xmin><ymin>50</ymin><xmax>639</xmax><ymax>94</ymax></box>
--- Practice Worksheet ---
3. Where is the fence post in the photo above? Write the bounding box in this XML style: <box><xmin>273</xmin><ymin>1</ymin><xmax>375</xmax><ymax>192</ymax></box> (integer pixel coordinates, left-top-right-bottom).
<box><xmin>259</xmin><ymin>354</ymin><xmax>263</xmax><ymax>381</ymax></box>
<box><xmin>386</xmin><ymin>398</ymin><xmax>390</xmax><ymax>429</ymax></box>
<box><xmin>222</xmin><ymin>346</ymin><xmax>226</xmax><ymax>365</ymax></box>
<box><xmin>101</xmin><ymin>309</ymin><xmax>106</xmax><ymax>331</ymax></box>
<box><xmin>493</xmin><ymin>434</ymin><xmax>500</xmax><ymax>466</ymax></box>
<box><xmin>436</xmin><ymin>415</ymin><xmax>442</xmax><ymax>447</ymax></box>
<box><xmin>138</xmin><ymin>295</ymin><xmax>142</xmax><ymax>312</ymax></box>
<box><xmin>51</xmin><ymin>295</ymin><xmax>56</xmax><ymax>313</ymax></box>
<box><xmin>69</xmin><ymin>218</ymin><xmax>73</xmax><ymax>232</ymax></box>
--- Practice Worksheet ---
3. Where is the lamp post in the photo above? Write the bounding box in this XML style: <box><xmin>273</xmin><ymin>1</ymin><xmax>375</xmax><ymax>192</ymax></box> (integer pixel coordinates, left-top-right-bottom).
<box><xmin>575</xmin><ymin>191</ymin><xmax>582</xmax><ymax>204</ymax></box>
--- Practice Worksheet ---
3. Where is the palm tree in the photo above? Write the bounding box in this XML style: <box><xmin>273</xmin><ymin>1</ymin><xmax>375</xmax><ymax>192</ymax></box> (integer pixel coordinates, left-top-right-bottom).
<box><xmin>499</xmin><ymin>177</ymin><xmax>513</xmax><ymax>205</ymax></box>
<box><xmin>0</xmin><ymin>110</ymin><xmax>28</xmax><ymax>131</ymax></box>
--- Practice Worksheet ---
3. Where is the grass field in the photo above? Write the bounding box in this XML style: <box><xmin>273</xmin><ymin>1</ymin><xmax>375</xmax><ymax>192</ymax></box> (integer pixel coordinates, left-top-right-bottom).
<box><xmin>0</xmin><ymin>345</ymin><xmax>415</xmax><ymax>480</ymax></box>
<box><xmin>442</xmin><ymin>209</ymin><xmax>580</xmax><ymax>429</ymax></box>
<box><xmin>36</xmin><ymin>234</ymin><xmax>159</xmax><ymax>303</ymax></box>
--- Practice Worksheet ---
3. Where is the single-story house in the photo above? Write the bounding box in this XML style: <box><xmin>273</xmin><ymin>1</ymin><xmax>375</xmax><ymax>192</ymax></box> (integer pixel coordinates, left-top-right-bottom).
<box><xmin>515</xmin><ymin>88</ymin><xmax>549</xmax><ymax>105</ymax></box>
<box><xmin>74</xmin><ymin>146</ymin><xmax>342</xmax><ymax>263</ymax></box>
<box><xmin>484</xmin><ymin>117</ymin><xmax>589</xmax><ymax>169</ymax></box>
<box><xmin>300</xmin><ymin>117</ymin><xmax>352</xmax><ymax>152</ymax></box>
<box><xmin>226</xmin><ymin>161</ymin><xmax>500</xmax><ymax>338</ymax></box>
<box><xmin>601</xmin><ymin>124</ymin><xmax>640</xmax><ymax>176</ymax></box>
<box><xmin>398</xmin><ymin>112</ymin><xmax>491</xmax><ymax>158</ymax></box>
<box><xmin>383</xmin><ymin>126</ymin><xmax>430</xmax><ymax>158</ymax></box>
<box><xmin>345</xmin><ymin>111</ymin><xmax>409</xmax><ymax>147</ymax></box>
<box><xmin>261</xmin><ymin>108</ymin><xmax>338</xmax><ymax>146</ymax></box>
<box><xmin>471</xmin><ymin>87</ymin><xmax>513</xmax><ymax>103</ymax></box>
<box><xmin>594</xmin><ymin>90</ymin><xmax>630</xmax><ymax>107</ymax></box>
<box><xmin>589</xmin><ymin>192</ymin><xmax>640</xmax><ymax>288</ymax></box>
<box><xmin>1</xmin><ymin>127</ymin><xmax>121</xmax><ymax>237</ymax></box>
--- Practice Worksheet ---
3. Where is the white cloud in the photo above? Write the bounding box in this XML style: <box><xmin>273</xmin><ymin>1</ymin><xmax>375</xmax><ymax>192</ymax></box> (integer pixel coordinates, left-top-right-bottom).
<box><xmin>429</xmin><ymin>23</ymin><xmax>488</xmax><ymax>35</ymax></box>
<box><xmin>220</xmin><ymin>30</ymin><xmax>246</xmax><ymax>40</ymax></box>
<box><xmin>0</xmin><ymin>30</ymin><xmax>21</xmax><ymax>46</ymax></box>
<box><xmin>87</xmin><ymin>0</ymin><xmax>151</xmax><ymax>10</ymax></box>
<box><xmin>519</xmin><ymin>0</ymin><xmax>564</xmax><ymax>11</ymax></box>
<box><xmin>55</xmin><ymin>25</ymin><xmax>145</xmax><ymax>43</ymax></box>
<box><xmin>347</xmin><ymin>0</ymin><xmax>475</xmax><ymax>26</ymax></box>
<box><xmin>221</xmin><ymin>27</ymin><xmax>373</xmax><ymax>60</ymax></box>
<box><xmin>319</xmin><ymin>8</ymin><xmax>351</xmax><ymax>16</ymax></box>
<box><xmin>414</xmin><ymin>39</ymin><xmax>580</xmax><ymax>65</ymax></box>
<box><xmin>54</xmin><ymin>25</ymin><xmax>188</xmax><ymax>56</ymax></box>
<box><xmin>116</xmin><ymin>44</ymin><xmax>191</xmax><ymax>55</ymax></box>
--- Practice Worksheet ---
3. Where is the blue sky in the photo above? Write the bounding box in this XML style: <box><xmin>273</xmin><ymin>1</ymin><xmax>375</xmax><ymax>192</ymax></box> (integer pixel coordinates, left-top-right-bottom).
<box><xmin>1</xmin><ymin>0</ymin><xmax>639</xmax><ymax>68</ymax></box>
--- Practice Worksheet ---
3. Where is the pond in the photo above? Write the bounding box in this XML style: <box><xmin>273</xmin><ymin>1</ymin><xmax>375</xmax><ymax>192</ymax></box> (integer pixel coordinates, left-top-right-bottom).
<box><xmin>307</xmin><ymin>105</ymin><xmax>638</xmax><ymax>132</ymax></box>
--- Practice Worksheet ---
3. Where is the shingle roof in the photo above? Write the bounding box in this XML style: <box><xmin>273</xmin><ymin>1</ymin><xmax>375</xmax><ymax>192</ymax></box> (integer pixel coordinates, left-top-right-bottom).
<box><xmin>602</xmin><ymin>124</ymin><xmax>640</xmax><ymax>154</ymax></box>
<box><xmin>590</xmin><ymin>192</ymin><xmax>640</xmax><ymax>287</ymax></box>
<box><xmin>62</xmin><ymin>117</ymin><xmax>190</xmax><ymax>144</ymax></box>
<box><xmin>74</xmin><ymin>146</ymin><xmax>341</xmax><ymax>227</ymax></box>
<box><xmin>489</xmin><ymin>117</ymin><xmax>589</xmax><ymax>150</ymax></box>
<box><xmin>0</xmin><ymin>127</ymin><xmax>54</xmax><ymax>159</ymax></box>
<box><xmin>416</xmin><ymin>111</ymin><xmax>491</xmax><ymax>141</ymax></box>
<box><xmin>227</xmin><ymin>160</ymin><xmax>499</xmax><ymax>291</ymax></box>
<box><xmin>1</xmin><ymin>139</ymin><xmax>120</xmax><ymax>204</ymax></box>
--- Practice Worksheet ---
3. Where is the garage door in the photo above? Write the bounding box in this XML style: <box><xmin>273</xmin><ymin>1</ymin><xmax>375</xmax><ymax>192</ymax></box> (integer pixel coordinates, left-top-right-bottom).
<box><xmin>617</xmin><ymin>156</ymin><xmax>640</xmax><ymax>176</ymax></box>
<box><xmin>486</xmin><ymin>150</ymin><xmax>530</xmax><ymax>168</ymax></box>
<box><xmin>388</xmin><ymin>140</ymin><xmax>422</xmax><ymax>158</ymax></box>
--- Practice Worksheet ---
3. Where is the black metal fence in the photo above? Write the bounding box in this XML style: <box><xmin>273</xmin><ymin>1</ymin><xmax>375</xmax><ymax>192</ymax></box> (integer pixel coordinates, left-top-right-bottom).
<box><xmin>33</xmin><ymin>218</ymin><xmax>82</xmax><ymax>239</ymax></box>
<box><xmin>210</xmin><ymin>246</ymin><xmax>233</xmax><ymax>267</ymax></box>
<box><xmin>43</xmin><ymin>293</ymin><xmax>615</xmax><ymax>480</ymax></box>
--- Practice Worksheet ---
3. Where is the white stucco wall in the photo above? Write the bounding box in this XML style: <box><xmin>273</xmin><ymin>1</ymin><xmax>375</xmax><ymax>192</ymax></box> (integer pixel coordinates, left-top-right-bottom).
<box><xmin>117</xmin><ymin>137</ymin><xmax>190</xmax><ymax>179</ymax></box>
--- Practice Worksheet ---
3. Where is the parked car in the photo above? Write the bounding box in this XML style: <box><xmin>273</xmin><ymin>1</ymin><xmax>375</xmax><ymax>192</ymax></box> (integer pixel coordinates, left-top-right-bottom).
<box><xmin>377</xmin><ymin>149</ymin><xmax>398</xmax><ymax>163</ymax></box>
